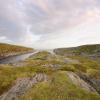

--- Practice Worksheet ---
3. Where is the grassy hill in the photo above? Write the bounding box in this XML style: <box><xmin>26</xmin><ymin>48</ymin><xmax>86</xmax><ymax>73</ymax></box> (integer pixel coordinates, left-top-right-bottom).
<box><xmin>0</xmin><ymin>43</ymin><xmax>33</xmax><ymax>59</ymax></box>
<box><xmin>54</xmin><ymin>44</ymin><xmax>100</xmax><ymax>60</ymax></box>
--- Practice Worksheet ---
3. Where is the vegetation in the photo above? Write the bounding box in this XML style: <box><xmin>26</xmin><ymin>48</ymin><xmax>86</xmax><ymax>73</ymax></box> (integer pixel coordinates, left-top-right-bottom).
<box><xmin>0</xmin><ymin>64</ymin><xmax>54</xmax><ymax>95</ymax></box>
<box><xmin>0</xmin><ymin>43</ymin><xmax>33</xmax><ymax>59</ymax></box>
<box><xmin>54</xmin><ymin>44</ymin><xmax>100</xmax><ymax>56</ymax></box>
<box><xmin>0</xmin><ymin>44</ymin><xmax>100</xmax><ymax>99</ymax></box>
<box><xmin>19</xmin><ymin>71</ymin><xmax>100</xmax><ymax>100</ymax></box>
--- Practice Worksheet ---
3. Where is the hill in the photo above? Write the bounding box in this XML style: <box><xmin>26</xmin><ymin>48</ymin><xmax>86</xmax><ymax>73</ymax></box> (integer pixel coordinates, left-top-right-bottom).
<box><xmin>0</xmin><ymin>43</ymin><xmax>33</xmax><ymax>59</ymax></box>
<box><xmin>54</xmin><ymin>44</ymin><xmax>100</xmax><ymax>60</ymax></box>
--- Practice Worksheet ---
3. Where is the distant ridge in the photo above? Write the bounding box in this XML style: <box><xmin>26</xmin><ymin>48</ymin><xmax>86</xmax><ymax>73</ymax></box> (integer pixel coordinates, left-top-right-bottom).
<box><xmin>54</xmin><ymin>44</ymin><xmax>100</xmax><ymax>60</ymax></box>
<box><xmin>0</xmin><ymin>43</ymin><xmax>34</xmax><ymax>59</ymax></box>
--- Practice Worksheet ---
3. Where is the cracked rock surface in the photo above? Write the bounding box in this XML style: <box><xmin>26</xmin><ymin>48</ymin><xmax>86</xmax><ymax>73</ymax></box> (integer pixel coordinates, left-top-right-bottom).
<box><xmin>67</xmin><ymin>72</ymin><xmax>98</xmax><ymax>94</ymax></box>
<box><xmin>0</xmin><ymin>73</ymin><xmax>47</xmax><ymax>100</ymax></box>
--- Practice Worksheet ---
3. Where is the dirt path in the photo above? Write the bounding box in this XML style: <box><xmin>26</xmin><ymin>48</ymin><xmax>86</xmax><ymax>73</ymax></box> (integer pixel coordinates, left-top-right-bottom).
<box><xmin>0</xmin><ymin>73</ymin><xmax>48</xmax><ymax>100</ymax></box>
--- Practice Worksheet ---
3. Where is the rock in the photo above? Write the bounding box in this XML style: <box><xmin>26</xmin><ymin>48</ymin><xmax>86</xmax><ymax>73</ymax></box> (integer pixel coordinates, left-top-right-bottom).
<box><xmin>0</xmin><ymin>73</ymin><xmax>48</xmax><ymax>100</ymax></box>
<box><xmin>67</xmin><ymin>72</ymin><xmax>98</xmax><ymax>94</ymax></box>
<box><xmin>77</xmin><ymin>72</ymin><xmax>100</xmax><ymax>94</ymax></box>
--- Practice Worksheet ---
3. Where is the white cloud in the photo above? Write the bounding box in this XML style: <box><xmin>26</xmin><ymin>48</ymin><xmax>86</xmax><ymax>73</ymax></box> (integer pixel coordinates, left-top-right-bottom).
<box><xmin>0</xmin><ymin>0</ymin><xmax>100</xmax><ymax>49</ymax></box>
<box><xmin>0</xmin><ymin>36</ymin><xmax>12</xmax><ymax>43</ymax></box>
<box><xmin>17</xmin><ymin>25</ymin><xmax>41</xmax><ymax>47</ymax></box>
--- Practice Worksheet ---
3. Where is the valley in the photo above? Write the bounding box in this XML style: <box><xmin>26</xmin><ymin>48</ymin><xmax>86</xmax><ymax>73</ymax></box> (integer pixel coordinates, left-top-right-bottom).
<box><xmin>0</xmin><ymin>43</ymin><xmax>100</xmax><ymax>100</ymax></box>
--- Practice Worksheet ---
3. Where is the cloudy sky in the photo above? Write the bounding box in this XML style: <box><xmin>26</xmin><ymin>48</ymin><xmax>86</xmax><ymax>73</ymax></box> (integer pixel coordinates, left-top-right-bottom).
<box><xmin>0</xmin><ymin>0</ymin><xmax>100</xmax><ymax>49</ymax></box>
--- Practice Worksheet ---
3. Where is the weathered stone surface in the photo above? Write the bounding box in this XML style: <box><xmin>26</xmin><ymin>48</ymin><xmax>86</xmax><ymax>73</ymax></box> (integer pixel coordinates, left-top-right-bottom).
<box><xmin>67</xmin><ymin>72</ymin><xmax>98</xmax><ymax>94</ymax></box>
<box><xmin>0</xmin><ymin>73</ymin><xmax>48</xmax><ymax>100</ymax></box>
<box><xmin>77</xmin><ymin>72</ymin><xmax>100</xmax><ymax>94</ymax></box>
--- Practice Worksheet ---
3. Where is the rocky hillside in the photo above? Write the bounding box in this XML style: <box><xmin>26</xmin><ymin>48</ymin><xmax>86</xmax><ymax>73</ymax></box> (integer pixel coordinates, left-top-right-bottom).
<box><xmin>0</xmin><ymin>44</ymin><xmax>100</xmax><ymax>100</ymax></box>
<box><xmin>54</xmin><ymin>44</ymin><xmax>100</xmax><ymax>60</ymax></box>
<box><xmin>0</xmin><ymin>43</ymin><xmax>33</xmax><ymax>59</ymax></box>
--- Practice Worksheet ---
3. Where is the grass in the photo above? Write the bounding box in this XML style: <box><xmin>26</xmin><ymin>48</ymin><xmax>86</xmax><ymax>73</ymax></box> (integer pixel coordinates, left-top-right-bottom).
<box><xmin>0</xmin><ymin>43</ymin><xmax>33</xmax><ymax>58</ymax></box>
<box><xmin>54</xmin><ymin>44</ymin><xmax>100</xmax><ymax>56</ymax></box>
<box><xmin>87</xmin><ymin>69</ymin><xmax>100</xmax><ymax>80</ymax></box>
<box><xmin>0</xmin><ymin>65</ymin><xmax>33</xmax><ymax>94</ymax></box>
<box><xmin>19</xmin><ymin>71</ymin><xmax>100</xmax><ymax>100</ymax></box>
<box><xmin>0</xmin><ymin>64</ymin><xmax>54</xmax><ymax>95</ymax></box>
<box><xmin>0</xmin><ymin>50</ymin><xmax>100</xmax><ymax>99</ymax></box>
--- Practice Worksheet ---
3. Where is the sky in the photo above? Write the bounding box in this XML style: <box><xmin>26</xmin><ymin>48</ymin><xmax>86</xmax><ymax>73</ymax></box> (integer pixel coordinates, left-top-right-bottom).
<box><xmin>0</xmin><ymin>0</ymin><xmax>100</xmax><ymax>49</ymax></box>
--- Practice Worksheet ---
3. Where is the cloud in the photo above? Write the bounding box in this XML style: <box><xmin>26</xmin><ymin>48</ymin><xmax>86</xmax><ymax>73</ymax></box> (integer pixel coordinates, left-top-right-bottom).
<box><xmin>0</xmin><ymin>0</ymin><xmax>100</xmax><ymax>49</ymax></box>
<box><xmin>17</xmin><ymin>25</ymin><xmax>41</xmax><ymax>46</ymax></box>
<box><xmin>0</xmin><ymin>36</ymin><xmax>12</xmax><ymax>43</ymax></box>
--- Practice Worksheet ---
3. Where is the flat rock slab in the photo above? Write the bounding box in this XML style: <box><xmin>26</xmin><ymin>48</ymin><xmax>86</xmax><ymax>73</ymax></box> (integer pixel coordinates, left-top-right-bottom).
<box><xmin>0</xmin><ymin>73</ymin><xmax>47</xmax><ymax>100</ymax></box>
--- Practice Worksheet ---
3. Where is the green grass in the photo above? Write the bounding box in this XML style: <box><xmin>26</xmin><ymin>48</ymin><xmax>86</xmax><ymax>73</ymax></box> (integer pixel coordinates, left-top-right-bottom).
<box><xmin>31</xmin><ymin>51</ymin><xmax>51</xmax><ymax>60</ymax></box>
<box><xmin>16</xmin><ymin>51</ymin><xmax>100</xmax><ymax>79</ymax></box>
<box><xmin>19</xmin><ymin>71</ymin><xmax>100</xmax><ymax>100</ymax></box>
<box><xmin>0</xmin><ymin>65</ymin><xmax>33</xmax><ymax>94</ymax></box>
<box><xmin>87</xmin><ymin>69</ymin><xmax>100</xmax><ymax>80</ymax></box>
<box><xmin>0</xmin><ymin>50</ymin><xmax>100</xmax><ymax>99</ymax></box>
<box><xmin>54</xmin><ymin>44</ymin><xmax>100</xmax><ymax>56</ymax></box>
<box><xmin>0</xmin><ymin>64</ymin><xmax>54</xmax><ymax>95</ymax></box>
